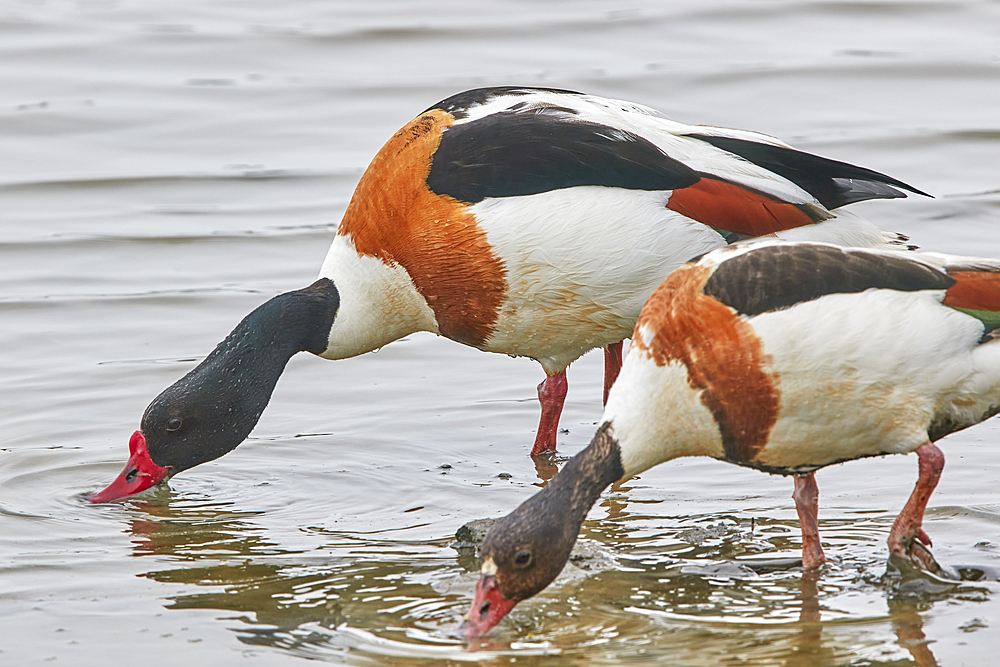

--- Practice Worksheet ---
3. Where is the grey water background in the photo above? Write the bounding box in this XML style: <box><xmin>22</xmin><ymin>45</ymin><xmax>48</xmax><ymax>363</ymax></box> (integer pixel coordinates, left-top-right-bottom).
<box><xmin>2</xmin><ymin>1</ymin><xmax>1000</xmax><ymax>664</ymax></box>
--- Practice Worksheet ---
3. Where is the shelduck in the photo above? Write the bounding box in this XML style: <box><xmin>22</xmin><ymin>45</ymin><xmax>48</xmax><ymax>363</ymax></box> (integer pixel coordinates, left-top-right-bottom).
<box><xmin>459</xmin><ymin>240</ymin><xmax>1000</xmax><ymax>637</ymax></box>
<box><xmin>90</xmin><ymin>87</ymin><xmax>926</xmax><ymax>503</ymax></box>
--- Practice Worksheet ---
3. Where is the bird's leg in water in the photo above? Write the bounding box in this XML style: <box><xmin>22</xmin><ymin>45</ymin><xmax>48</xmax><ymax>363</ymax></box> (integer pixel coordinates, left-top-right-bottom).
<box><xmin>793</xmin><ymin>472</ymin><xmax>826</xmax><ymax>568</ymax></box>
<box><xmin>888</xmin><ymin>441</ymin><xmax>945</xmax><ymax>574</ymax></box>
<box><xmin>531</xmin><ymin>370</ymin><xmax>567</xmax><ymax>457</ymax></box>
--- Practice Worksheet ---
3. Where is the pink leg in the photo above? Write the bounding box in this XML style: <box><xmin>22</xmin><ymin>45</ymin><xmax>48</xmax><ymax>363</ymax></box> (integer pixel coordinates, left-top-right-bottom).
<box><xmin>888</xmin><ymin>442</ymin><xmax>945</xmax><ymax>572</ymax></box>
<box><xmin>530</xmin><ymin>371</ymin><xmax>567</xmax><ymax>457</ymax></box>
<box><xmin>792</xmin><ymin>473</ymin><xmax>826</xmax><ymax>568</ymax></box>
<box><xmin>603</xmin><ymin>341</ymin><xmax>624</xmax><ymax>406</ymax></box>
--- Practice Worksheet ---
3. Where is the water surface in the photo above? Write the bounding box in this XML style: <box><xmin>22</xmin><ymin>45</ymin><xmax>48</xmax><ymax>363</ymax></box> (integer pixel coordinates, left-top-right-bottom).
<box><xmin>2</xmin><ymin>1</ymin><xmax>1000</xmax><ymax>664</ymax></box>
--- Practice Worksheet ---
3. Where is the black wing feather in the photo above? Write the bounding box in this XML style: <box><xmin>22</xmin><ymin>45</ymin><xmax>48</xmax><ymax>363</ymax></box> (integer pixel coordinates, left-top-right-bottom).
<box><xmin>704</xmin><ymin>244</ymin><xmax>954</xmax><ymax>317</ymax></box>
<box><xmin>690</xmin><ymin>134</ymin><xmax>931</xmax><ymax>209</ymax></box>
<box><xmin>426</xmin><ymin>112</ymin><xmax>700</xmax><ymax>204</ymax></box>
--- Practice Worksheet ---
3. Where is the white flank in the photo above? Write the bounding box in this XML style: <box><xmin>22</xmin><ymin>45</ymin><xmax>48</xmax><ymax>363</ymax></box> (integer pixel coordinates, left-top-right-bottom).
<box><xmin>751</xmin><ymin>288</ymin><xmax>995</xmax><ymax>468</ymax></box>
<box><xmin>472</xmin><ymin>186</ymin><xmax>725</xmax><ymax>373</ymax></box>
<box><xmin>771</xmin><ymin>209</ymin><xmax>907</xmax><ymax>249</ymax></box>
<box><xmin>316</xmin><ymin>234</ymin><xmax>438</xmax><ymax>360</ymax></box>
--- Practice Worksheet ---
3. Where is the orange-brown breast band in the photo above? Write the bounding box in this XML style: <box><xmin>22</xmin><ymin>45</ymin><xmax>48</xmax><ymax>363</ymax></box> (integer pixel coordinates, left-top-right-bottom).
<box><xmin>666</xmin><ymin>177</ymin><xmax>822</xmax><ymax>237</ymax></box>
<box><xmin>943</xmin><ymin>272</ymin><xmax>1000</xmax><ymax>313</ymax></box>
<box><xmin>634</xmin><ymin>264</ymin><xmax>780</xmax><ymax>464</ymax></box>
<box><xmin>338</xmin><ymin>109</ymin><xmax>508</xmax><ymax>348</ymax></box>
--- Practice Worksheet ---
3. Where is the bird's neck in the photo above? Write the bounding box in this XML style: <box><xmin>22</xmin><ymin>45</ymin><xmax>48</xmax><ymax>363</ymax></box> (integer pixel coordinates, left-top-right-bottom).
<box><xmin>197</xmin><ymin>278</ymin><xmax>339</xmax><ymax>382</ymax></box>
<box><xmin>149</xmin><ymin>279</ymin><xmax>340</xmax><ymax>464</ymax></box>
<box><xmin>548</xmin><ymin>422</ymin><xmax>625</xmax><ymax>520</ymax></box>
<box><xmin>514</xmin><ymin>422</ymin><xmax>624</xmax><ymax>545</ymax></box>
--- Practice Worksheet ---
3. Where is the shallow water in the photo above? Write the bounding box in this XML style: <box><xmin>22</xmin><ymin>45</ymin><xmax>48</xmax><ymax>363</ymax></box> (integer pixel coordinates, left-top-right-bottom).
<box><xmin>2</xmin><ymin>0</ymin><xmax>1000</xmax><ymax>664</ymax></box>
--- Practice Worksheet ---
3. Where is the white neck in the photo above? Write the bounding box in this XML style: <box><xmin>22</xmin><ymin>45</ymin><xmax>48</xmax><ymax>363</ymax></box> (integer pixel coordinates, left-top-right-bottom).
<box><xmin>316</xmin><ymin>234</ymin><xmax>439</xmax><ymax>360</ymax></box>
<box><xmin>602</xmin><ymin>345</ymin><xmax>724</xmax><ymax>478</ymax></box>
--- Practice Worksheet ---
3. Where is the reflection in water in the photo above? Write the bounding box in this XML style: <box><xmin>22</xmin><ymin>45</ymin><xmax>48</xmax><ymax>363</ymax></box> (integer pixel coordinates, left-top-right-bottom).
<box><xmin>777</xmin><ymin>571</ymin><xmax>939</xmax><ymax>667</ymax></box>
<box><xmin>531</xmin><ymin>455</ymin><xmax>560</xmax><ymax>485</ymax></box>
<box><xmin>786</xmin><ymin>570</ymin><xmax>826</xmax><ymax>667</ymax></box>
<box><xmin>127</xmin><ymin>499</ymin><xmax>469</xmax><ymax>660</ymax></box>
<box><xmin>784</xmin><ymin>570</ymin><xmax>943</xmax><ymax>667</ymax></box>
<box><xmin>128</xmin><ymin>500</ymin><xmax>275</xmax><ymax>558</ymax></box>
<box><xmin>889</xmin><ymin>597</ymin><xmax>937</xmax><ymax>667</ymax></box>
<box><xmin>119</xmin><ymin>493</ymin><xmax>1000</xmax><ymax>664</ymax></box>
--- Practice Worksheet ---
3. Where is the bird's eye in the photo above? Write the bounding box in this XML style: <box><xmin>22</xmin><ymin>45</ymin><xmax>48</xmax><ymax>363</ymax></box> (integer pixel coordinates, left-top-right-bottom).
<box><xmin>125</xmin><ymin>468</ymin><xmax>138</xmax><ymax>484</ymax></box>
<box><xmin>514</xmin><ymin>550</ymin><xmax>532</xmax><ymax>568</ymax></box>
<box><xmin>165</xmin><ymin>418</ymin><xmax>183</xmax><ymax>432</ymax></box>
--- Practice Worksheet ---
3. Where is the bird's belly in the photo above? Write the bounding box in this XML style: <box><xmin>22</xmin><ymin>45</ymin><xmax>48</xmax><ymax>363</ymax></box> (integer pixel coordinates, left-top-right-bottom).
<box><xmin>747</xmin><ymin>290</ymin><xmax>985</xmax><ymax>471</ymax></box>
<box><xmin>746</xmin><ymin>380</ymin><xmax>933</xmax><ymax>472</ymax></box>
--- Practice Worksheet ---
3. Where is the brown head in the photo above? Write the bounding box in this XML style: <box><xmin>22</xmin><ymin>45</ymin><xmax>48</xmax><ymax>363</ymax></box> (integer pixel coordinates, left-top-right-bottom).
<box><xmin>458</xmin><ymin>423</ymin><xmax>623</xmax><ymax>637</ymax></box>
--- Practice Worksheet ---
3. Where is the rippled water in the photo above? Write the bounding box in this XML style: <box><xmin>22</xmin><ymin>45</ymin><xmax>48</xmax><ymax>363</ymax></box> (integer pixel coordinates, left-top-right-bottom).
<box><xmin>2</xmin><ymin>1</ymin><xmax>1000</xmax><ymax>664</ymax></box>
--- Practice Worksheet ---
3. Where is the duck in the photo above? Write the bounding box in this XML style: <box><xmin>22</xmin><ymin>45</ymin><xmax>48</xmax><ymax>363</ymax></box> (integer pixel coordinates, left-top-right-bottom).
<box><xmin>460</xmin><ymin>239</ymin><xmax>1000</xmax><ymax>638</ymax></box>
<box><xmin>90</xmin><ymin>86</ymin><xmax>927</xmax><ymax>503</ymax></box>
